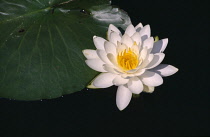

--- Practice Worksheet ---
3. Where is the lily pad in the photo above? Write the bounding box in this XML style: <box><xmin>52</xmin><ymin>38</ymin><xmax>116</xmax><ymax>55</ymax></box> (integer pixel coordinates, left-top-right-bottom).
<box><xmin>0</xmin><ymin>0</ymin><xmax>131</xmax><ymax>100</ymax></box>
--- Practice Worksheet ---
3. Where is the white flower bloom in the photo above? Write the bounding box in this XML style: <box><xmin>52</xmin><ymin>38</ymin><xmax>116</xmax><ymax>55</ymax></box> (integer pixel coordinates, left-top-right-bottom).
<box><xmin>83</xmin><ymin>23</ymin><xmax>178</xmax><ymax>111</ymax></box>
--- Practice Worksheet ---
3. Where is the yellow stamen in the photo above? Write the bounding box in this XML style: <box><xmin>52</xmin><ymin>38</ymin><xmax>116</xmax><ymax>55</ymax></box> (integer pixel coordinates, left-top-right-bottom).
<box><xmin>117</xmin><ymin>48</ymin><xmax>139</xmax><ymax>71</ymax></box>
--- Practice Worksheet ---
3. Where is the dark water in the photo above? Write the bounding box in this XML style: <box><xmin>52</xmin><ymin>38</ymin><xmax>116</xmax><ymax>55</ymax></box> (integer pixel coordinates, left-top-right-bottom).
<box><xmin>0</xmin><ymin>0</ymin><xmax>209</xmax><ymax>136</ymax></box>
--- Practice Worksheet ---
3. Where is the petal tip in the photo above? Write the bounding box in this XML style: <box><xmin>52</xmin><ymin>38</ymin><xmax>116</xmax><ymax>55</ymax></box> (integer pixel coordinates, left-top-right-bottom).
<box><xmin>87</xmin><ymin>82</ymin><xmax>99</xmax><ymax>89</ymax></box>
<box><xmin>117</xmin><ymin>106</ymin><xmax>125</xmax><ymax>111</ymax></box>
<box><xmin>146</xmin><ymin>24</ymin><xmax>150</xmax><ymax>28</ymax></box>
<box><xmin>116</xmin><ymin>85</ymin><xmax>132</xmax><ymax>111</ymax></box>
<box><xmin>135</xmin><ymin>22</ymin><xmax>143</xmax><ymax>28</ymax></box>
<box><xmin>116</xmin><ymin>101</ymin><xmax>127</xmax><ymax>111</ymax></box>
<box><xmin>163</xmin><ymin>38</ymin><xmax>169</xmax><ymax>44</ymax></box>
<box><xmin>174</xmin><ymin>67</ymin><xmax>179</xmax><ymax>73</ymax></box>
<box><xmin>167</xmin><ymin>65</ymin><xmax>179</xmax><ymax>76</ymax></box>
<box><xmin>82</xmin><ymin>49</ymin><xmax>86</xmax><ymax>54</ymax></box>
<box><xmin>82</xmin><ymin>50</ymin><xmax>89</xmax><ymax>58</ymax></box>
<box><xmin>109</xmin><ymin>24</ymin><xmax>115</xmax><ymax>28</ymax></box>
<box><xmin>128</xmin><ymin>24</ymin><xmax>134</xmax><ymax>28</ymax></box>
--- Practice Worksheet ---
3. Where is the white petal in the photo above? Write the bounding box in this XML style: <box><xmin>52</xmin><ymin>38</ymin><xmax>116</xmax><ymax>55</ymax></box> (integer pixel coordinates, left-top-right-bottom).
<box><xmin>135</xmin><ymin>22</ymin><xmax>143</xmax><ymax>32</ymax></box>
<box><xmin>110</xmin><ymin>31</ymin><xmax>121</xmax><ymax>46</ymax></box>
<box><xmin>139</xmin><ymin>71</ymin><xmax>163</xmax><ymax>87</ymax></box>
<box><xmin>151</xmin><ymin>38</ymin><xmax>168</xmax><ymax>53</ymax></box>
<box><xmin>143</xmin><ymin>85</ymin><xmax>155</xmax><ymax>93</ymax></box>
<box><xmin>139</xmin><ymin>54</ymin><xmax>154</xmax><ymax>69</ymax></box>
<box><xmin>116</xmin><ymin>85</ymin><xmax>132</xmax><ymax>111</ymax></box>
<box><xmin>150</xmin><ymin>64</ymin><xmax>178</xmax><ymax>77</ymax></box>
<box><xmin>142</xmin><ymin>37</ymin><xmax>154</xmax><ymax>49</ymax></box>
<box><xmin>125</xmin><ymin>24</ymin><xmax>136</xmax><ymax>37</ymax></box>
<box><xmin>93</xmin><ymin>73</ymin><xmax>117</xmax><ymax>88</ymax></box>
<box><xmin>113</xmin><ymin>75</ymin><xmax>129</xmax><ymax>86</ymax></box>
<box><xmin>96</xmin><ymin>50</ymin><xmax>112</xmax><ymax>64</ymax></box>
<box><xmin>139</xmin><ymin>48</ymin><xmax>148</xmax><ymax>61</ymax></box>
<box><xmin>146</xmin><ymin>53</ymin><xmax>165</xmax><ymax>69</ymax></box>
<box><xmin>87</xmin><ymin>82</ymin><xmax>98</xmax><ymax>89</ymax></box>
<box><xmin>126</xmin><ymin>66</ymin><xmax>145</xmax><ymax>76</ymax></box>
<box><xmin>133</xmin><ymin>69</ymin><xmax>146</xmax><ymax>76</ymax></box>
<box><xmin>127</xmin><ymin>77</ymin><xmax>143</xmax><ymax>94</ymax></box>
<box><xmin>131</xmin><ymin>44</ymin><xmax>139</xmax><ymax>53</ymax></box>
<box><xmin>103</xmin><ymin>64</ymin><xmax>121</xmax><ymax>74</ymax></box>
<box><xmin>121</xmin><ymin>34</ymin><xmax>133</xmax><ymax>47</ymax></box>
<box><xmin>126</xmin><ymin>68</ymin><xmax>138</xmax><ymax>73</ymax></box>
<box><xmin>85</xmin><ymin>59</ymin><xmax>106</xmax><ymax>72</ymax></box>
<box><xmin>117</xmin><ymin>42</ymin><xmax>127</xmax><ymax>53</ymax></box>
<box><xmin>131</xmin><ymin>32</ymin><xmax>142</xmax><ymax>46</ymax></box>
<box><xmin>93</xmin><ymin>36</ymin><xmax>106</xmax><ymax>50</ymax></box>
<box><xmin>82</xmin><ymin>49</ymin><xmax>98</xmax><ymax>59</ymax></box>
<box><xmin>107</xmin><ymin>24</ymin><xmax>121</xmax><ymax>41</ymax></box>
<box><xmin>104</xmin><ymin>41</ymin><xmax>117</xmax><ymax>56</ymax></box>
<box><xmin>107</xmin><ymin>53</ymin><xmax>118</xmax><ymax>66</ymax></box>
<box><xmin>139</xmin><ymin>25</ymin><xmax>151</xmax><ymax>41</ymax></box>
<box><xmin>121</xmin><ymin>73</ymin><xmax>135</xmax><ymax>79</ymax></box>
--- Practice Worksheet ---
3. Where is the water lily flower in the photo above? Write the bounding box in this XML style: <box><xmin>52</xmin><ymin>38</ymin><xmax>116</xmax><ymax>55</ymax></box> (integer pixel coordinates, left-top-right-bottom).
<box><xmin>83</xmin><ymin>23</ymin><xmax>178</xmax><ymax>110</ymax></box>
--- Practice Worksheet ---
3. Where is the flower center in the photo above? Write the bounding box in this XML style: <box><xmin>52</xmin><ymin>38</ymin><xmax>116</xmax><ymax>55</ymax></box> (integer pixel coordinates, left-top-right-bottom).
<box><xmin>117</xmin><ymin>48</ymin><xmax>139</xmax><ymax>71</ymax></box>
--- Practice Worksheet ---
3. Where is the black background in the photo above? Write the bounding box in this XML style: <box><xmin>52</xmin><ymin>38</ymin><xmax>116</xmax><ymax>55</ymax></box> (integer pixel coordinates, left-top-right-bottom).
<box><xmin>0</xmin><ymin>0</ymin><xmax>209</xmax><ymax>136</ymax></box>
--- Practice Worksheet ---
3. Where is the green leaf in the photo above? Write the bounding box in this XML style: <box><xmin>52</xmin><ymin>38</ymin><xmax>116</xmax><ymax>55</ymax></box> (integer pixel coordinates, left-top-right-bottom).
<box><xmin>0</xmin><ymin>0</ymin><xmax>131</xmax><ymax>100</ymax></box>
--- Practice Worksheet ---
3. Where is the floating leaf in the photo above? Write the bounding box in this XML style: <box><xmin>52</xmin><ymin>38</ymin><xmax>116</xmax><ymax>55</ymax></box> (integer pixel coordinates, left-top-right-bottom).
<box><xmin>0</xmin><ymin>0</ymin><xmax>131</xmax><ymax>100</ymax></box>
